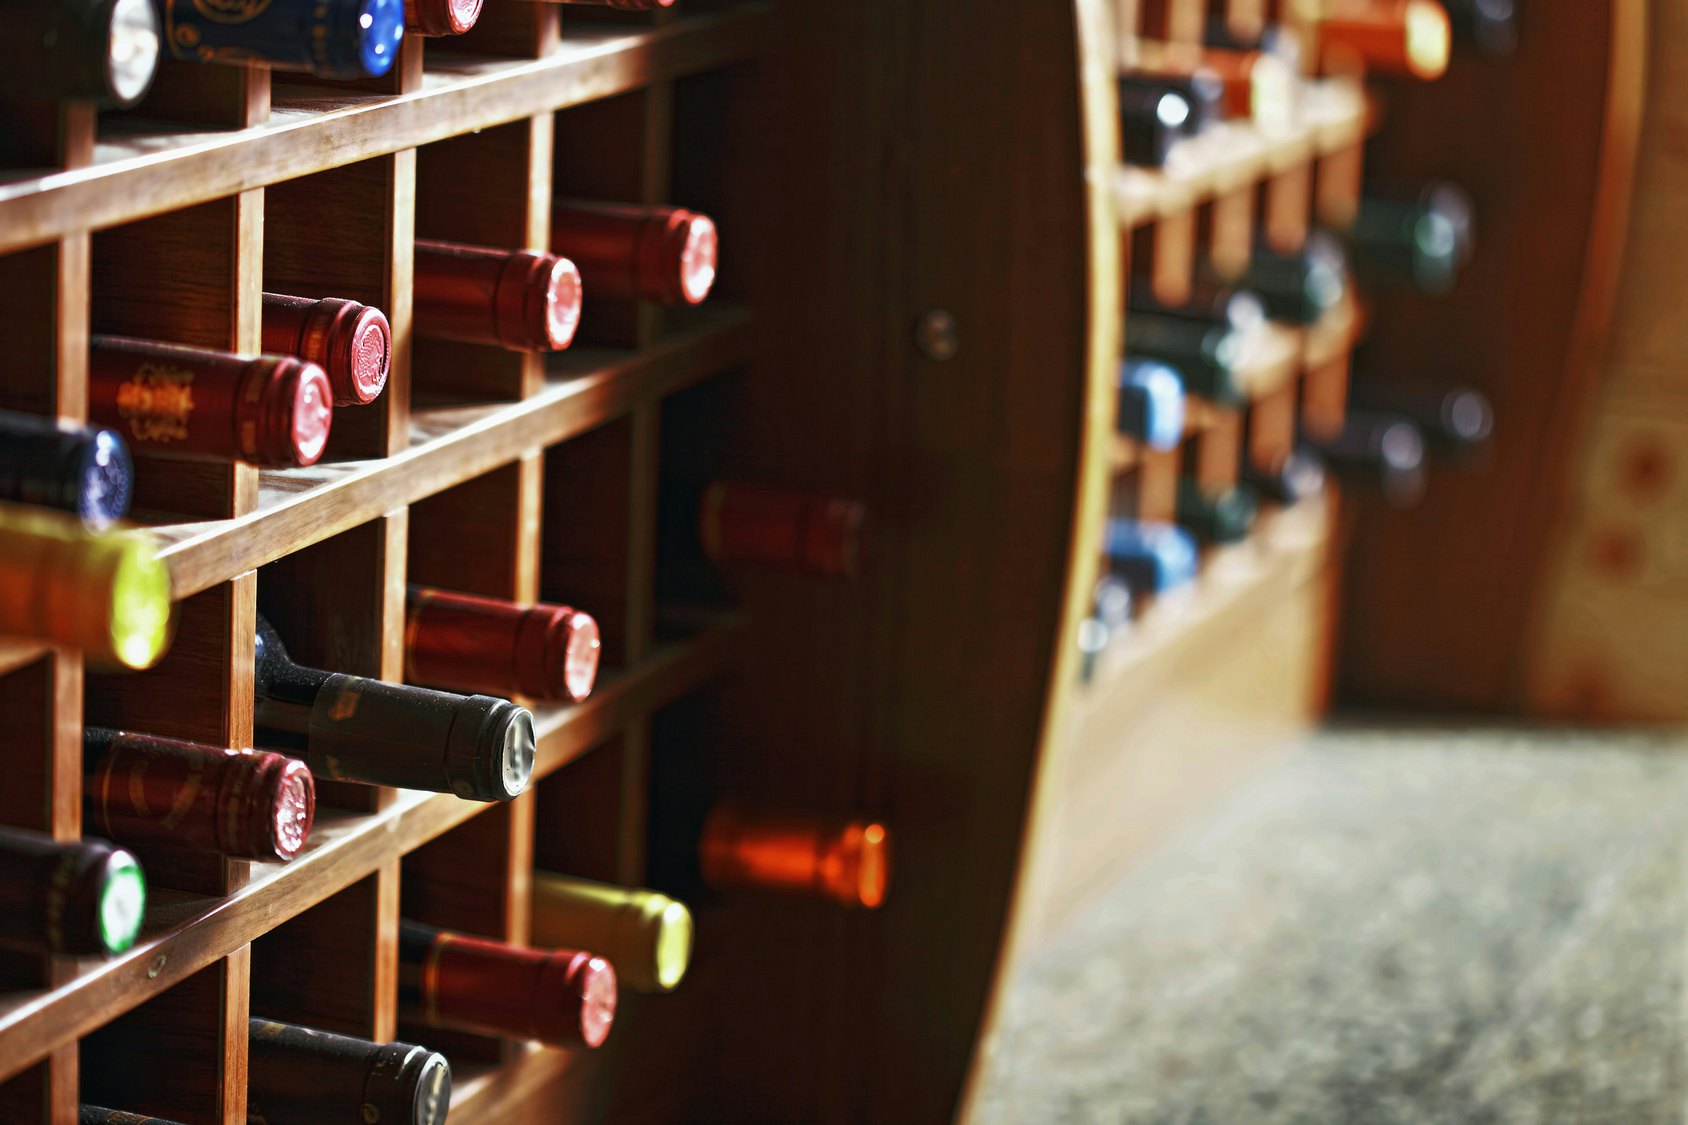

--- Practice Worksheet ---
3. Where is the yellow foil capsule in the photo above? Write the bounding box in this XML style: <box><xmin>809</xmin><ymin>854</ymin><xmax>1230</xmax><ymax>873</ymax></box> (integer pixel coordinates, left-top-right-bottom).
<box><xmin>531</xmin><ymin>872</ymin><xmax>694</xmax><ymax>993</ymax></box>
<box><xmin>0</xmin><ymin>502</ymin><xmax>173</xmax><ymax>669</ymax></box>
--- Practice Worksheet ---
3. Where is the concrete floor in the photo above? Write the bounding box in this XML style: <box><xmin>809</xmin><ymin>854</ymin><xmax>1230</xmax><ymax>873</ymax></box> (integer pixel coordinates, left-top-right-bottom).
<box><xmin>972</xmin><ymin>723</ymin><xmax>1688</xmax><ymax>1124</ymax></box>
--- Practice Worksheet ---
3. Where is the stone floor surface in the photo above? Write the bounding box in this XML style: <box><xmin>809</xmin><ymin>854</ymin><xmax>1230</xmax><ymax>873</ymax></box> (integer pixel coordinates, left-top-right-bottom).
<box><xmin>973</xmin><ymin>725</ymin><xmax>1688</xmax><ymax>1124</ymax></box>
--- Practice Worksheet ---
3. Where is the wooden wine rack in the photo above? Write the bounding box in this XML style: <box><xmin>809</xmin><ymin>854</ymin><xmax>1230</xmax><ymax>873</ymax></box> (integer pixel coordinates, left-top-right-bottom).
<box><xmin>963</xmin><ymin>0</ymin><xmax>1410</xmax><ymax>1106</ymax></box>
<box><xmin>0</xmin><ymin>7</ymin><xmax>771</xmax><ymax>1122</ymax></box>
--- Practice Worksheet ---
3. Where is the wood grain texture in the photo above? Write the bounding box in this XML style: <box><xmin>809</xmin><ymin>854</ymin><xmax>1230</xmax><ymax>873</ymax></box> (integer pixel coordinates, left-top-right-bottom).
<box><xmin>0</xmin><ymin>10</ymin><xmax>772</xmax><ymax>256</ymax></box>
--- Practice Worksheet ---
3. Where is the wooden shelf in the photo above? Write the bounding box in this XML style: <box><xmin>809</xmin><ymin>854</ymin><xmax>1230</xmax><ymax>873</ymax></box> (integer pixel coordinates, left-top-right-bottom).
<box><xmin>148</xmin><ymin>306</ymin><xmax>752</xmax><ymax>601</ymax></box>
<box><xmin>1078</xmin><ymin>497</ymin><xmax>1332</xmax><ymax>708</ymax></box>
<box><xmin>1113</xmin><ymin>79</ymin><xmax>1368</xmax><ymax>229</ymax></box>
<box><xmin>0</xmin><ymin>617</ymin><xmax>740</xmax><ymax>1086</ymax></box>
<box><xmin>0</xmin><ymin>7</ymin><xmax>771</xmax><ymax>254</ymax></box>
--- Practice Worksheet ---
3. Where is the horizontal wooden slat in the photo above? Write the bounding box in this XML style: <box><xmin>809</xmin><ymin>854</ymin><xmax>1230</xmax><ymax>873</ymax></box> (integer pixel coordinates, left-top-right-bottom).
<box><xmin>0</xmin><ymin>618</ymin><xmax>741</xmax><ymax>1083</ymax></box>
<box><xmin>1114</xmin><ymin>80</ymin><xmax>1369</xmax><ymax>229</ymax></box>
<box><xmin>0</xmin><ymin>7</ymin><xmax>771</xmax><ymax>255</ymax></box>
<box><xmin>150</xmin><ymin>306</ymin><xmax>752</xmax><ymax>600</ymax></box>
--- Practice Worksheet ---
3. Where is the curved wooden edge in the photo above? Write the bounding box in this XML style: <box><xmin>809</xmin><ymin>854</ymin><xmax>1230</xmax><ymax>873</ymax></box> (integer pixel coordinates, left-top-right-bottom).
<box><xmin>0</xmin><ymin>6</ymin><xmax>772</xmax><ymax>255</ymax></box>
<box><xmin>149</xmin><ymin>306</ymin><xmax>752</xmax><ymax>601</ymax></box>
<box><xmin>954</xmin><ymin>0</ymin><xmax>1123</xmax><ymax>1118</ymax></box>
<box><xmin>1512</xmin><ymin>0</ymin><xmax>1648</xmax><ymax>704</ymax></box>
<box><xmin>0</xmin><ymin>618</ymin><xmax>741</xmax><ymax>1085</ymax></box>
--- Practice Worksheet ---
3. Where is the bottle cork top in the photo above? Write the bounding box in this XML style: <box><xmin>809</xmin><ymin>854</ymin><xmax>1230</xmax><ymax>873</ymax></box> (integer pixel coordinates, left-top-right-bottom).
<box><xmin>106</xmin><ymin>0</ymin><xmax>161</xmax><ymax>108</ymax></box>
<box><xmin>96</xmin><ymin>848</ymin><xmax>147</xmax><ymax>956</ymax></box>
<box><xmin>101</xmin><ymin>532</ymin><xmax>174</xmax><ymax>670</ymax></box>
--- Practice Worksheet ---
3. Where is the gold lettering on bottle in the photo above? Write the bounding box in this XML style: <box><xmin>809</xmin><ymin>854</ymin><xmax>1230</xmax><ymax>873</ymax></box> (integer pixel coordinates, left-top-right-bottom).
<box><xmin>191</xmin><ymin>0</ymin><xmax>274</xmax><ymax>23</ymax></box>
<box><xmin>116</xmin><ymin>363</ymin><xmax>195</xmax><ymax>445</ymax></box>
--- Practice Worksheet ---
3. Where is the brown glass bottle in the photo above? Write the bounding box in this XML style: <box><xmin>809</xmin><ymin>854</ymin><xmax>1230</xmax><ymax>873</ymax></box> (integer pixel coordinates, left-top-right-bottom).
<box><xmin>551</xmin><ymin>201</ymin><xmax>718</xmax><ymax>305</ymax></box>
<box><xmin>261</xmin><ymin>293</ymin><xmax>391</xmax><ymax>407</ymax></box>
<box><xmin>247</xmin><ymin>1018</ymin><xmax>451</xmax><ymax>1125</ymax></box>
<box><xmin>414</xmin><ymin>240</ymin><xmax>582</xmax><ymax>352</ymax></box>
<box><xmin>84</xmin><ymin>729</ymin><xmax>316</xmax><ymax>862</ymax></box>
<box><xmin>699</xmin><ymin>806</ymin><xmax>890</xmax><ymax>909</ymax></box>
<box><xmin>0</xmin><ymin>0</ymin><xmax>161</xmax><ymax>108</ymax></box>
<box><xmin>0</xmin><ymin>827</ymin><xmax>147</xmax><ymax>957</ymax></box>
<box><xmin>404</xmin><ymin>586</ymin><xmax>601</xmax><ymax>704</ymax></box>
<box><xmin>89</xmin><ymin>337</ymin><xmax>334</xmax><ymax>468</ymax></box>
<box><xmin>1315</xmin><ymin>0</ymin><xmax>1451</xmax><ymax>80</ymax></box>
<box><xmin>80</xmin><ymin>1109</ymin><xmax>188</xmax><ymax>1125</ymax></box>
<box><xmin>398</xmin><ymin>921</ymin><xmax>617</xmax><ymax>1049</ymax></box>
<box><xmin>254</xmin><ymin>615</ymin><xmax>535</xmax><ymax>803</ymax></box>
<box><xmin>404</xmin><ymin>0</ymin><xmax>482</xmax><ymax>35</ymax></box>
<box><xmin>698</xmin><ymin>481</ymin><xmax>867</xmax><ymax>579</ymax></box>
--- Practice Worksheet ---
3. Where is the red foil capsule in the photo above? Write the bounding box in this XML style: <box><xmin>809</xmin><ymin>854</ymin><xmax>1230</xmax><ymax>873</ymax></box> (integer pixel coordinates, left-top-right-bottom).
<box><xmin>699</xmin><ymin>807</ymin><xmax>891</xmax><ymax>909</ymax></box>
<box><xmin>405</xmin><ymin>586</ymin><xmax>601</xmax><ymax>704</ymax></box>
<box><xmin>698</xmin><ymin>481</ymin><xmax>866</xmax><ymax>579</ymax></box>
<box><xmin>404</xmin><ymin>0</ymin><xmax>483</xmax><ymax>35</ymax></box>
<box><xmin>89</xmin><ymin>336</ymin><xmax>334</xmax><ymax>468</ymax></box>
<box><xmin>414</xmin><ymin>240</ymin><xmax>582</xmax><ymax>353</ymax></box>
<box><xmin>551</xmin><ymin>201</ymin><xmax>718</xmax><ymax>306</ymax></box>
<box><xmin>261</xmin><ymin>293</ymin><xmax>392</xmax><ymax>406</ymax></box>
<box><xmin>400</xmin><ymin>922</ymin><xmax>617</xmax><ymax>1049</ymax></box>
<box><xmin>85</xmin><ymin>729</ymin><xmax>317</xmax><ymax>862</ymax></box>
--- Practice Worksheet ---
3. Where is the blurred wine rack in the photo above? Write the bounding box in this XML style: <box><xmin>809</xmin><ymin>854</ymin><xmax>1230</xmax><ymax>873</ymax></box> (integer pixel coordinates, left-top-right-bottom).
<box><xmin>963</xmin><ymin>0</ymin><xmax>1428</xmax><ymax>1108</ymax></box>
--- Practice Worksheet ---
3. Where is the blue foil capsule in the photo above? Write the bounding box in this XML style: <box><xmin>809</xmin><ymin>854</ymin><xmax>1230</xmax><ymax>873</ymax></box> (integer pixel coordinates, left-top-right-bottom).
<box><xmin>0</xmin><ymin>411</ymin><xmax>134</xmax><ymax>528</ymax></box>
<box><xmin>1116</xmin><ymin>359</ymin><xmax>1187</xmax><ymax>452</ymax></box>
<box><xmin>1103</xmin><ymin>519</ymin><xmax>1199</xmax><ymax>595</ymax></box>
<box><xmin>160</xmin><ymin>0</ymin><xmax>404</xmax><ymax>80</ymax></box>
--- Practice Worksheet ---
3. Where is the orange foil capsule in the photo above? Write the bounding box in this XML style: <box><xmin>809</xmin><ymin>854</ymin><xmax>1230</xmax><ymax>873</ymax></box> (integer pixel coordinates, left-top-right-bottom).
<box><xmin>414</xmin><ymin>240</ymin><xmax>582</xmax><ymax>353</ymax></box>
<box><xmin>405</xmin><ymin>0</ymin><xmax>483</xmax><ymax>35</ymax></box>
<box><xmin>699</xmin><ymin>481</ymin><xmax>866</xmax><ymax>579</ymax></box>
<box><xmin>261</xmin><ymin>293</ymin><xmax>391</xmax><ymax>406</ymax></box>
<box><xmin>1316</xmin><ymin>0</ymin><xmax>1451</xmax><ymax>80</ymax></box>
<box><xmin>552</xmin><ymin>200</ymin><xmax>718</xmax><ymax>306</ymax></box>
<box><xmin>399</xmin><ymin>922</ymin><xmax>618</xmax><ymax>1049</ymax></box>
<box><xmin>699</xmin><ymin>807</ymin><xmax>891</xmax><ymax>909</ymax></box>
<box><xmin>84</xmin><ymin>728</ymin><xmax>316</xmax><ymax>862</ymax></box>
<box><xmin>404</xmin><ymin>586</ymin><xmax>602</xmax><ymax>704</ymax></box>
<box><xmin>89</xmin><ymin>336</ymin><xmax>333</xmax><ymax>468</ymax></box>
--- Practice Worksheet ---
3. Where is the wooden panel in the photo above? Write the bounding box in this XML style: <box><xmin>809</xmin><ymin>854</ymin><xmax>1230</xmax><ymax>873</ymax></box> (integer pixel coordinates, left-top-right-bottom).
<box><xmin>250</xmin><ymin>868</ymin><xmax>398</xmax><ymax>1042</ymax></box>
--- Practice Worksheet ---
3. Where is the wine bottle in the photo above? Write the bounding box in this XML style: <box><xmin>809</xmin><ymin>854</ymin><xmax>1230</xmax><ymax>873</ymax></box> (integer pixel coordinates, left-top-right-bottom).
<box><xmin>80</xmin><ymin>1108</ymin><xmax>187</xmax><ymax>1125</ymax></box>
<box><xmin>156</xmin><ymin>0</ymin><xmax>404</xmax><ymax>80</ymax></box>
<box><xmin>1116</xmin><ymin>359</ymin><xmax>1186</xmax><ymax>452</ymax></box>
<box><xmin>89</xmin><ymin>337</ymin><xmax>334</xmax><ymax>469</ymax></box>
<box><xmin>0</xmin><ymin>828</ymin><xmax>146</xmax><ymax>958</ymax></box>
<box><xmin>0</xmin><ymin>410</ymin><xmax>133</xmax><ymax>528</ymax></box>
<box><xmin>1128</xmin><ymin>281</ymin><xmax>1268</xmax><ymax>331</ymax></box>
<box><xmin>1136</xmin><ymin>45</ymin><xmax>1297</xmax><ymax>132</ymax></box>
<box><xmin>1116</xmin><ymin>78</ymin><xmax>1203</xmax><ymax>167</ymax></box>
<box><xmin>253</xmin><ymin>614</ymin><xmax>535</xmax><ymax>802</ymax></box>
<box><xmin>247</xmin><ymin>1018</ymin><xmax>451</xmax><ymax>1125</ymax></box>
<box><xmin>697</xmin><ymin>481</ymin><xmax>867</xmax><ymax>579</ymax></box>
<box><xmin>261</xmin><ymin>294</ymin><xmax>392</xmax><ymax>407</ymax></box>
<box><xmin>1438</xmin><ymin>0</ymin><xmax>1517</xmax><ymax>54</ymax></box>
<box><xmin>1348</xmin><ymin>181</ymin><xmax>1474</xmax><ymax>294</ymax></box>
<box><xmin>413</xmin><ymin>240</ymin><xmax>582</xmax><ymax>352</ymax></box>
<box><xmin>1104</xmin><ymin>518</ymin><xmax>1199</xmax><ymax>594</ymax></box>
<box><xmin>84</xmin><ymin>729</ymin><xmax>316</xmax><ymax>862</ymax></box>
<box><xmin>0</xmin><ymin>0</ymin><xmax>160</xmax><ymax>107</ymax></box>
<box><xmin>0</xmin><ymin>503</ymin><xmax>172</xmax><ymax>669</ymax></box>
<box><xmin>1242</xmin><ymin>447</ymin><xmax>1327</xmax><ymax>506</ymax></box>
<box><xmin>1125</xmin><ymin>313</ymin><xmax>1249</xmax><ymax>406</ymax></box>
<box><xmin>1231</xmin><ymin>230</ymin><xmax>1349</xmax><ymax>325</ymax></box>
<box><xmin>397</xmin><ymin>921</ymin><xmax>618</xmax><ymax>1048</ymax></box>
<box><xmin>531</xmin><ymin>872</ymin><xmax>693</xmax><ymax>993</ymax></box>
<box><xmin>405</xmin><ymin>586</ymin><xmax>601</xmax><ymax>704</ymax></box>
<box><xmin>405</xmin><ymin>0</ymin><xmax>482</xmax><ymax>36</ymax></box>
<box><xmin>699</xmin><ymin>807</ymin><xmax>890</xmax><ymax>909</ymax></box>
<box><xmin>552</xmin><ymin>201</ymin><xmax>719</xmax><ymax>306</ymax></box>
<box><xmin>1315</xmin><ymin>0</ymin><xmax>1451</xmax><ymax>80</ymax></box>
<box><xmin>1348</xmin><ymin>381</ymin><xmax>1493</xmax><ymax>456</ymax></box>
<box><xmin>1308</xmin><ymin>410</ymin><xmax>1427</xmax><ymax>507</ymax></box>
<box><xmin>1077</xmin><ymin>573</ymin><xmax>1133</xmax><ymax>680</ymax></box>
<box><xmin>1176</xmin><ymin>478</ymin><xmax>1259</xmax><ymax>544</ymax></box>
